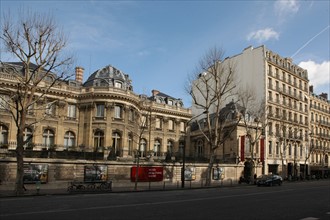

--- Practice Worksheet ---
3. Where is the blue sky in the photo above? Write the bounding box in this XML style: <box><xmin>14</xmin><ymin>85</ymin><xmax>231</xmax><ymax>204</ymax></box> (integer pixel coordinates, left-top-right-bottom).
<box><xmin>1</xmin><ymin>0</ymin><xmax>329</xmax><ymax>107</ymax></box>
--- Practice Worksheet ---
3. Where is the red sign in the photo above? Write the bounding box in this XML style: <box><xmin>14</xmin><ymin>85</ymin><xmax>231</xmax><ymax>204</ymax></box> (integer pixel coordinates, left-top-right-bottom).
<box><xmin>240</xmin><ymin>136</ymin><xmax>245</xmax><ymax>161</ymax></box>
<box><xmin>131</xmin><ymin>166</ymin><xmax>163</xmax><ymax>182</ymax></box>
<box><xmin>260</xmin><ymin>138</ymin><xmax>265</xmax><ymax>162</ymax></box>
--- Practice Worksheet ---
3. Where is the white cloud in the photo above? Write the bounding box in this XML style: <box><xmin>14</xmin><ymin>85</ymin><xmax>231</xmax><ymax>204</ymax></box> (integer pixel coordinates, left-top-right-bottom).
<box><xmin>299</xmin><ymin>60</ymin><xmax>330</xmax><ymax>89</ymax></box>
<box><xmin>274</xmin><ymin>0</ymin><xmax>300</xmax><ymax>16</ymax></box>
<box><xmin>247</xmin><ymin>28</ymin><xmax>279</xmax><ymax>43</ymax></box>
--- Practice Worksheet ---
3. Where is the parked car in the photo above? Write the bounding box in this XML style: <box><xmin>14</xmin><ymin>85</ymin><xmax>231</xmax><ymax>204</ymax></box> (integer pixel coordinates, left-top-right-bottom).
<box><xmin>256</xmin><ymin>174</ymin><xmax>283</xmax><ymax>186</ymax></box>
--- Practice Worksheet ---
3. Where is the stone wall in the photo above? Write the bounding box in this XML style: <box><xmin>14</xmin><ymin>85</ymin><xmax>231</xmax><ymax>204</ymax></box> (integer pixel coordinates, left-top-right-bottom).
<box><xmin>0</xmin><ymin>158</ymin><xmax>254</xmax><ymax>189</ymax></box>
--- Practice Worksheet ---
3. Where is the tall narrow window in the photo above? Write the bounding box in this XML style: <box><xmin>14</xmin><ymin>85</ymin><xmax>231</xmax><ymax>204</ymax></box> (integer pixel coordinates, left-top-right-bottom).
<box><xmin>268</xmin><ymin>141</ymin><xmax>272</xmax><ymax>155</ymax></box>
<box><xmin>128</xmin><ymin>134</ymin><xmax>133</xmax><ymax>156</ymax></box>
<box><xmin>154</xmin><ymin>139</ymin><xmax>161</xmax><ymax>156</ymax></box>
<box><xmin>23</xmin><ymin>127</ymin><xmax>32</xmax><ymax>148</ymax></box>
<box><xmin>43</xmin><ymin>129</ymin><xmax>55</xmax><ymax>148</ymax></box>
<box><xmin>64</xmin><ymin>131</ymin><xmax>75</xmax><ymax>149</ymax></box>
<box><xmin>167</xmin><ymin>140</ymin><xmax>173</xmax><ymax>155</ymax></box>
<box><xmin>96</xmin><ymin>104</ymin><xmax>105</xmax><ymax>117</ymax></box>
<box><xmin>94</xmin><ymin>130</ymin><xmax>104</xmax><ymax>151</ymax></box>
<box><xmin>180</xmin><ymin>122</ymin><xmax>185</xmax><ymax>132</ymax></box>
<box><xmin>141</xmin><ymin>115</ymin><xmax>148</xmax><ymax>127</ymax></box>
<box><xmin>179</xmin><ymin>142</ymin><xmax>184</xmax><ymax>156</ymax></box>
<box><xmin>128</xmin><ymin>109</ymin><xmax>134</xmax><ymax>121</ymax></box>
<box><xmin>112</xmin><ymin>132</ymin><xmax>121</xmax><ymax>156</ymax></box>
<box><xmin>0</xmin><ymin>125</ymin><xmax>8</xmax><ymax>145</ymax></box>
<box><xmin>156</xmin><ymin>117</ymin><xmax>162</xmax><ymax>129</ymax></box>
<box><xmin>114</xmin><ymin>105</ymin><xmax>122</xmax><ymax>119</ymax></box>
<box><xmin>168</xmin><ymin>119</ymin><xmax>174</xmax><ymax>131</ymax></box>
<box><xmin>140</xmin><ymin>139</ymin><xmax>147</xmax><ymax>157</ymax></box>
<box><xmin>67</xmin><ymin>104</ymin><xmax>76</xmax><ymax>118</ymax></box>
<box><xmin>196</xmin><ymin>140</ymin><xmax>204</xmax><ymax>158</ymax></box>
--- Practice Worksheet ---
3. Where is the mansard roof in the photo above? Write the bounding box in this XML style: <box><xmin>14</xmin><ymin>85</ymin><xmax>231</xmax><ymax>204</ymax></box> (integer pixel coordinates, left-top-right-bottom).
<box><xmin>83</xmin><ymin>65</ymin><xmax>133</xmax><ymax>91</ymax></box>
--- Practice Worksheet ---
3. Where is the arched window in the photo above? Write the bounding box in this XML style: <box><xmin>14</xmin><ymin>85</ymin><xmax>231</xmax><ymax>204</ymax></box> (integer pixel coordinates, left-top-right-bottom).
<box><xmin>167</xmin><ymin>140</ymin><xmax>173</xmax><ymax>154</ymax></box>
<box><xmin>23</xmin><ymin>127</ymin><xmax>33</xmax><ymax>148</ymax></box>
<box><xmin>43</xmin><ymin>129</ymin><xmax>54</xmax><ymax>147</ymax></box>
<box><xmin>0</xmin><ymin>125</ymin><xmax>8</xmax><ymax>145</ymax></box>
<box><xmin>196</xmin><ymin>139</ymin><xmax>204</xmax><ymax>158</ymax></box>
<box><xmin>94</xmin><ymin>130</ymin><xmax>104</xmax><ymax>151</ymax></box>
<box><xmin>112</xmin><ymin>132</ymin><xmax>121</xmax><ymax>156</ymax></box>
<box><xmin>140</xmin><ymin>139</ymin><xmax>147</xmax><ymax>157</ymax></box>
<box><xmin>64</xmin><ymin>131</ymin><xmax>75</xmax><ymax>149</ymax></box>
<box><xmin>128</xmin><ymin>133</ymin><xmax>133</xmax><ymax>156</ymax></box>
<box><xmin>154</xmin><ymin>139</ymin><xmax>161</xmax><ymax>156</ymax></box>
<box><xmin>179</xmin><ymin>142</ymin><xmax>184</xmax><ymax>156</ymax></box>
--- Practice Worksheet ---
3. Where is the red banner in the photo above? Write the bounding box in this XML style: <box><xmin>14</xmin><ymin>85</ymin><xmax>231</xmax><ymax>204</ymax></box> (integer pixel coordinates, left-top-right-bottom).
<box><xmin>240</xmin><ymin>136</ymin><xmax>245</xmax><ymax>161</ymax></box>
<box><xmin>260</xmin><ymin>138</ymin><xmax>265</xmax><ymax>162</ymax></box>
<box><xmin>131</xmin><ymin>166</ymin><xmax>163</xmax><ymax>182</ymax></box>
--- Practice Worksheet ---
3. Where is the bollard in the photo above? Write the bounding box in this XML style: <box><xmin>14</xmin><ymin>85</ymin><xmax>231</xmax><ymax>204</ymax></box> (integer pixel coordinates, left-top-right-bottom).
<box><xmin>36</xmin><ymin>181</ymin><xmax>41</xmax><ymax>194</ymax></box>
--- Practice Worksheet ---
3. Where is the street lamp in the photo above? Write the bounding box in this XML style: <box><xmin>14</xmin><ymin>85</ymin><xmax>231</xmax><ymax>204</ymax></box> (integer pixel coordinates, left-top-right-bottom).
<box><xmin>182</xmin><ymin>110</ymin><xmax>208</xmax><ymax>188</ymax></box>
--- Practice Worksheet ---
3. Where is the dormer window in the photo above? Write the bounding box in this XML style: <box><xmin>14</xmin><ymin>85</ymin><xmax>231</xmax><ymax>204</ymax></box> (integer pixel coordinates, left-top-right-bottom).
<box><xmin>114</xmin><ymin>81</ymin><xmax>122</xmax><ymax>89</ymax></box>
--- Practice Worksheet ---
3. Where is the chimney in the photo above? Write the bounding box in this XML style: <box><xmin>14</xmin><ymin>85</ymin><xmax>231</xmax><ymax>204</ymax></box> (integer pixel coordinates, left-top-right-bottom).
<box><xmin>309</xmin><ymin>85</ymin><xmax>314</xmax><ymax>93</ymax></box>
<box><xmin>152</xmin><ymin>89</ymin><xmax>159</xmax><ymax>97</ymax></box>
<box><xmin>75</xmin><ymin>66</ymin><xmax>84</xmax><ymax>83</ymax></box>
<box><xmin>319</xmin><ymin>93</ymin><xmax>328</xmax><ymax>100</ymax></box>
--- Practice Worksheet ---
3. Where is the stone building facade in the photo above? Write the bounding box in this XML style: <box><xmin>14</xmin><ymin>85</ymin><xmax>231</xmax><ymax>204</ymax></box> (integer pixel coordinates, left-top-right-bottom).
<box><xmin>190</xmin><ymin>45</ymin><xmax>329</xmax><ymax>179</ymax></box>
<box><xmin>0</xmin><ymin>63</ymin><xmax>191</xmax><ymax>159</ymax></box>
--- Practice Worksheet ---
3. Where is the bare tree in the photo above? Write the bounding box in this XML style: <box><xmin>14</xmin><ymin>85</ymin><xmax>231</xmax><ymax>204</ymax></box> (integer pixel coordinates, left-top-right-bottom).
<box><xmin>186</xmin><ymin>46</ymin><xmax>236</xmax><ymax>186</ymax></box>
<box><xmin>0</xmin><ymin>10</ymin><xmax>73</xmax><ymax>195</ymax></box>
<box><xmin>238</xmin><ymin>87</ymin><xmax>268</xmax><ymax>182</ymax></box>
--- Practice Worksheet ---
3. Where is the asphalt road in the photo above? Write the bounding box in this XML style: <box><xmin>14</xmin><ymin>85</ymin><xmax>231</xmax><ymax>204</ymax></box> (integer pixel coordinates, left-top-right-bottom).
<box><xmin>0</xmin><ymin>180</ymin><xmax>329</xmax><ymax>220</ymax></box>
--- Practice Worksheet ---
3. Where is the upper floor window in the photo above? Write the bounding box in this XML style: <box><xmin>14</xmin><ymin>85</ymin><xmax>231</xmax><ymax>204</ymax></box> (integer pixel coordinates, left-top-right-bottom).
<box><xmin>45</xmin><ymin>103</ymin><xmax>56</xmax><ymax>116</ymax></box>
<box><xmin>168</xmin><ymin>119</ymin><xmax>174</xmax><ymax>131</ymax></box>
<box><xmin>96</xmin><ymin>104</ymin><xmax>105</xmax><ymax>117</ymax></box>
<box><xmin>141</xmin><ymin>115</ymin><xmax>148</xmax><ymax>127</ymax></box>
<box><xmin>128</xmin><ymin>109</ymin><xmax>134</xmax><ymax>121</ymax></box>
<box><xmin>114</xmin><ymin>105</ymin><xmax>122</xmax><ymax>119</ymax></box>
<box><xmin>67</xmin><ymin>104</ymin><xmax>76</xmax><ymax>118</ymax></box>
<box><xmin>27</xmin><ymin>103</ymin><xmax>34</xmax><ymax>115</ymax></box>
<box><xmin>0</xmin><ymin>125</ymin><xmax>8</xmax><ymax>145</ymax></box>
<box><xmin>0</xmin><ymin>95</ymin><xmax>9</xmax><ymax>110</ymax></box>
<box><xmin>114</xmin><ymin>81</ymin><xmax>122</xmax><ymax>89</ymax></box>
<box><xmin>156</xmin><ymin>117</ymin><xmax>162</xmax><ymax>129</ymax></box>
<box><xmin>180</xmin><ymin>122</ymin><xmax>185</xmax><ymax>132</ymax></box>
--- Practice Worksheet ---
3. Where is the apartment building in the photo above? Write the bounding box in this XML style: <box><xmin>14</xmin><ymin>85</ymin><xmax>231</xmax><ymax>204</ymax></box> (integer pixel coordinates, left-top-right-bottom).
<box><xmin>190</xmin><ymin>45</ymin><xmax>329</xmax><ymax>178</ymax></box>
<box><xmin>309</xmin><ymin>88</ymin><xmax>330</xmax><ymax>177</ymax></box>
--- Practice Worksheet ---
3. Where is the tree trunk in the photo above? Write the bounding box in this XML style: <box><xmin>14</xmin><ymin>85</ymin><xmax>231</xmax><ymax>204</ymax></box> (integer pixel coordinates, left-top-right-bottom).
<box><xmin>15</xmin><ymin>131</ymin><xmax>25</xmax><ymax>196</ymax></box>
<box><xmin>205</xmin><ymin>151</ymin><xmax>215</xmax><ymax>186</ymax></box>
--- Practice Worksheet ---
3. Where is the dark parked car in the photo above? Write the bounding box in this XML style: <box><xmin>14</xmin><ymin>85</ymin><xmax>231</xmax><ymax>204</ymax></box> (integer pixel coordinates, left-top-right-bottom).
<box><xmin>256</xmin><ymin>174</ymin><xmax>283</xmax><ymax>186</ymax></box>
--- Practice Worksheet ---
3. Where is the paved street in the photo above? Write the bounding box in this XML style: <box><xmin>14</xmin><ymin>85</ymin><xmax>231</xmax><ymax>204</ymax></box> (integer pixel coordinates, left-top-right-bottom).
<box><xmin>0</xmin><ymin>180</ymin><xmax>329</xmax><ymax>220</ymax></box>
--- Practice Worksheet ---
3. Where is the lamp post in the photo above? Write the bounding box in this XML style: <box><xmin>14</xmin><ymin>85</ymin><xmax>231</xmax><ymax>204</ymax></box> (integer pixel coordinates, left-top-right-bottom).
<box><xmin>182</xmin><ymin>110</ymin><xmax>208</xmax><ymax>188</ymax></box>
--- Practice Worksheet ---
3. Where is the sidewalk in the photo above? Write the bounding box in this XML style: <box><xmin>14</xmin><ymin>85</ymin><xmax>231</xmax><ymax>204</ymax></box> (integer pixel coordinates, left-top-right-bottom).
<box><xmin>0</xmin><ymin>180</ymin><xmax>242</xmax><ymax>198</ymax></box>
